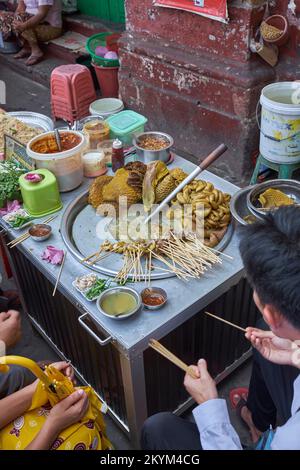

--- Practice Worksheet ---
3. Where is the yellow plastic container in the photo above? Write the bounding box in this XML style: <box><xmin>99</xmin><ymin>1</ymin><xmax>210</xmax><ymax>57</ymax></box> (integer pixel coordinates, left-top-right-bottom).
<box><xmin>19</xmin><ymin>169</ymin><xmax>62</xmax><ymax>218</ymax></box>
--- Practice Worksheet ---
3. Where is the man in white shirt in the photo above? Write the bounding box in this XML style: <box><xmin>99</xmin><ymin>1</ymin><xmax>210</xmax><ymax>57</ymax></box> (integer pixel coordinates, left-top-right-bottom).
<box><xmin>142</xmin><ymin>206</ymin><xmax>300</xmax><ymax>450</ymax></box>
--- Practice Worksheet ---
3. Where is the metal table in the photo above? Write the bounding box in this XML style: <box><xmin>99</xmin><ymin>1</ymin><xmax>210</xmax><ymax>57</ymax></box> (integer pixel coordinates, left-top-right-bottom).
<box><xmin>1</xmin><ymin>155</ymin><xmax>258</xmax><ymax>447</ymax></box>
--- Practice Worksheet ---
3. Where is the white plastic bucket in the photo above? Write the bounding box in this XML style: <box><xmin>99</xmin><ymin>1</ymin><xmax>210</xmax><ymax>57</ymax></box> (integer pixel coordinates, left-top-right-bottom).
<box><xmin>259</xmin><ymin>81</ymin><xmax>300</xmax><ymax>163</ymax></box>
<box><xmin>27</xmin><ymin>131</ymin><xmax>86</xmax><ymax>192</ymax></box>
<box><xmin>89</xmin><ymin>98</ymin><xmax>124</xmax><ymax>118</ymax></box>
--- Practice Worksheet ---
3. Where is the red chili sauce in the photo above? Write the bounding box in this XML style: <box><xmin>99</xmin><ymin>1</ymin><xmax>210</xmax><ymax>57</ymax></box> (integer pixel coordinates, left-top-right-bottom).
<box><xmin>142</xmin><ymin>293</ymin><xmax>165</xmax><ymax>307</ymax></box>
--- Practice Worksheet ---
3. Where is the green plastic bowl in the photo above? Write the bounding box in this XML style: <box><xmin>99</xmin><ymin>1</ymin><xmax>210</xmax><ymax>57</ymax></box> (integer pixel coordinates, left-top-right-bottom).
<box><xmin>86</xmin><ymin>33</ymin><xmax>120</xmax><ymax>68</ymax></box>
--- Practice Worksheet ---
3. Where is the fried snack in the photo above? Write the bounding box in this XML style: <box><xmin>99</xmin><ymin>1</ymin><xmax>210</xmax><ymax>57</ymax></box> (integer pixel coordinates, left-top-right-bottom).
<box><xmin>103</xmin><ymin>168</ymin><xmax>143</xmax><ymax>206</ymax></box>
<box><xmin>170</xmin><ymin>168</ymin><xmax>188</xmax><ymax>185</ymax></box>
<box><xmin>96</xmin><ymin>202</ymin><xmax>119</xmax><ymax>218</ymax></box>
<box><xmin>125</xmin><ymin>161</ymin><xmax>147</xmax><ymax>191</ymax></box>
<box><xmin>167</xmin><ymin>179</ymin><xmax>231</xmax><ymax>246</ymax></box>
<box><xmin>88</xmin><ymin>175</ymin><xmax>113</xmax><ymax>209</ymax></box>
<box><xmin>258</xmin><ymin>188</ymin><xmax>294</xmax><ymax>208</ymax></box>
<box><xmin>0</xmin><ymin>109</ymin><xmax>41</xmax><ymax>153</ymax></box>
<box><xmin>143</xmin><ymin>161</ymin><xmax>176</xmax><ymax>211</ymax></box>
<box><xmin>138</xmin><ymin>135</ymin><xmax>169</xmax><ymax>150</ymax></box>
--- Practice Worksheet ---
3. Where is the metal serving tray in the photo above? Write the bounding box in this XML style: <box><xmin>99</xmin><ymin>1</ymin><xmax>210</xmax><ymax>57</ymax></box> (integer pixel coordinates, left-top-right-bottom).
<box><xmin>8</xmin><ymin>111</ymin><xmax>54</xmax><ymax>132</ymax></box>
<box><xmin>60</xmin><ymin>189</ymin><xmax>234</xmax><ymax>280</ymax></box>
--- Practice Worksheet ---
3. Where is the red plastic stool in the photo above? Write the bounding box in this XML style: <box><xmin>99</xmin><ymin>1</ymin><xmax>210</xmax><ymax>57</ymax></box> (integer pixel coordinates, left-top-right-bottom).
<box><xmin>51</xmin><ymin>64</ymin><xmax>96</xmax><ymax>124</ymax></box>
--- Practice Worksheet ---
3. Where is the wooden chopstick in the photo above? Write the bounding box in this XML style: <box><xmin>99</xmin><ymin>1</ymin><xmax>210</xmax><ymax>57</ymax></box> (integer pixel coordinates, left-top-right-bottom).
<box><xmin>8</xmin><ymin>215</ymin><xmax>58</xmax><ymax>248</ymax></box>
<box><xmin>52</xmin><ymin>251</ymin><xmax>66</xmax><ymax>297</ymax></box>
<box><xmin>149</xmin><ymin>339</ymin><xmax>198</xmax><ymax>379</ymax></box>
<box><xmin>204</xmin><ymin>311</ymin><xmax>247</xmax><ymax>332</ymax></box>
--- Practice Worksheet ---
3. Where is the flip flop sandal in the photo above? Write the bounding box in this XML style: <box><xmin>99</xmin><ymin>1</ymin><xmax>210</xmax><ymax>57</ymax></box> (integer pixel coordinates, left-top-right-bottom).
<box><xmin>229</xmin><ymin>387</ymin><xmax>249</xmax><ymax>409</ymax></box>
<box><xmin>26</xmin><ymin>54</ymin><xmax>43</xmax><ymax>66</ymax></box>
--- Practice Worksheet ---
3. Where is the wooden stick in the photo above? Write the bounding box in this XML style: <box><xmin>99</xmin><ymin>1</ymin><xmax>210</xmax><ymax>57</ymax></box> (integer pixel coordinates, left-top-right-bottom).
<box><xmin>204</xmin><ymin>311</ymin><xmax>246</xmax><ymax>332</ymax></box>
<box><xmin>8</xmin><ymin>214</ymin><xmax>58</xmax><ymax>248</ymax></box>
<box><xmin>144</xmin><ymin>144</ymin><xmax>227</xmax><ymax>224</ymax></box>
<box><xmin>52</xmin><ymin>252</ymin><xmax>66</xmax><ymax>297</ymax></box>
<box><xmin>149</xmin><ymin>339</ymin><xmax>198</xmax><ymax>379</ymax></box>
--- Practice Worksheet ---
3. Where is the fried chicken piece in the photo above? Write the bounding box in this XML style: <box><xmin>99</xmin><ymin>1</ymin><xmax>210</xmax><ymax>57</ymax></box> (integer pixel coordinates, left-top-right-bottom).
<box><xmin>88</xmin><ymin>175</ymin><xmax>113</xmax><ymax>209</ymax></box>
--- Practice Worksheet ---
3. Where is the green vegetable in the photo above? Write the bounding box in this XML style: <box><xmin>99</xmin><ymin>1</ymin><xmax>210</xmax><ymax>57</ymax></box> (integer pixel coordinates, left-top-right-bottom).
<box><xmin>10</xmin><ymin>214</ymin><xmax>32</xmax><ymax>228</ymax></box>
<box><xmin>0</xmin><ymin>161</ymin><xmax>26</xmax><ymax>204</ymax></box>
<box><xmin>85</xmin><ymin>279</ymin><xmax>111</xmax><ymax>300</ymax></box>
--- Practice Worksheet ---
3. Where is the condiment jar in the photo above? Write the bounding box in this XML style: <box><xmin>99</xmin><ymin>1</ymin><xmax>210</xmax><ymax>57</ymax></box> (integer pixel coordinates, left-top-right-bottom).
<box><xmin>82</xmin><ymin>150</ymin><xmax>107</xmax><ymax>178</ymax></box>
<box><xmin>112</xmin><ymin>139</ymin><xmax>125</xmax><ymax>173</ymax></box>
<box><xmin>83</xmin><ymin>118</ymin><xmax>110</xmax><ymax>150</ymax></box>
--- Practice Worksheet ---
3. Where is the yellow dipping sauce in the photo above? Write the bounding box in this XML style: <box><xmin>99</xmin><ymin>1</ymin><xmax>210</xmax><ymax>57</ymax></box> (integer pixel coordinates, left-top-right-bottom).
<box><xmin>101</xmin><ymin>292</ymin><xmax>137</xmax><ymax>317</ymax></box>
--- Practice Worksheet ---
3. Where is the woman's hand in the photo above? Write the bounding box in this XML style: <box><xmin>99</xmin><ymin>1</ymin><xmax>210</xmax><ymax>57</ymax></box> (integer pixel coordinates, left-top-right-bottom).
<box><xmin>184</xmin><ymin>359</ymin><xmax>218</xmax><ymax>405</ymax></box>
<box><xmin>46</xmin><ymin>390</ymin><xmax>89</xmax><ymax>434</ymax></box>
<box><xmin>246</xmin><ymin>327</ymin><xmax>300</xmax><ymax>367</ymax></box>
<box><xmin>50</xmin><ymin>361</ymin><xmax>75</xmax><ymax>384</ymax></box>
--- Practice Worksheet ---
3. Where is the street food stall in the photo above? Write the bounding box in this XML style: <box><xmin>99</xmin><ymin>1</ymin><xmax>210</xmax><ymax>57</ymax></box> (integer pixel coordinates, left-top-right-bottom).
<box><xmin>0</xmin><ymin>108</ymin><xmax>261</xmax><ymax>447</ymax></box>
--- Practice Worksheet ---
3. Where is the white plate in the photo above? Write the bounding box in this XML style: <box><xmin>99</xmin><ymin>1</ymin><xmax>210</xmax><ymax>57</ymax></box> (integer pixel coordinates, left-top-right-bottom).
<box><xmin>2</xmin><ymin>210</ymin><xmax>33</xmax><ymax>231</ymax></box>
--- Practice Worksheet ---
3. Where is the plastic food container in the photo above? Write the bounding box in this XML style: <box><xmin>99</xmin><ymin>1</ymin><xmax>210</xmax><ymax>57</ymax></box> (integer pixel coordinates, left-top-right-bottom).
<box><xmin>89</xmin><ymin>98</ymin><xmax>124</xmax><ymax>118</ymax></box>
<box><xmin>97</xmin><ymin>139</ymin><xmax>114</xmax><ymax>166</ymax></box>
<box><xmin>83</xmin><ymin>117</ymin><xmax>110</xmax><ymax>150</ymax></box>
<box><xmin>19</xmin><ymin>169</ymin><xmax>62</xmax><ymax>217</ymax></box>
<box><xmin>106</xmin><ymin>110</ymin><xmax>148</xmax><ymax>145</ymax></box>
<box><xmin>82</xmin><ymin>150</ymin><xmax>107</xmax><ymax>178</ymax></box>
<box><xmin>27</xmin><ymin>131</ymin><xmax>86</xmax><ymax>192</ymax></box>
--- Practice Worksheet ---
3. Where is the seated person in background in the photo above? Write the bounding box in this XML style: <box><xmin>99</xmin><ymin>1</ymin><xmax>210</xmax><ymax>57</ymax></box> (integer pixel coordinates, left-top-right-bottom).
<box><xmin>142</xmin><ymin>206</ymin><xmax>300</xmax><ymax>450</ymax></box>
<box><xmin>0</xmin><ymin>309</ymin><xmax>35</xmax><ymax>398</ymax></box>
<box><xmin>0</xmin><ymin>0</ymin><xmax>62</xmax><ymax>65</ymax></box>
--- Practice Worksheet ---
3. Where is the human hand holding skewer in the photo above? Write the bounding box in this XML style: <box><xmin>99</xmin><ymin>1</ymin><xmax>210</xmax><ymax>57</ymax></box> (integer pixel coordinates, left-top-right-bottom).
<box><xmin>184</xmin><ymin>358</ymin><xmax>218</xmax><ymax>405</ymax></box>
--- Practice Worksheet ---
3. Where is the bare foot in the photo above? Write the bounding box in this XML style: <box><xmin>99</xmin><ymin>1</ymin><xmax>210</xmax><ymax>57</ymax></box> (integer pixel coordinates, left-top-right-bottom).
<box><xmin>240</xmin><ymin>405</ymin><xmax>263</xmax><ymax>443</ymax></box>
<box><xmin>26</xmin><ymin>52</ymin><xmax>44</xmax><ymax>66</ymax></box>
<box><xmin>14</xmin><ymin>47</ymin><xmax>31</xmax><ymax>59</ymax></box>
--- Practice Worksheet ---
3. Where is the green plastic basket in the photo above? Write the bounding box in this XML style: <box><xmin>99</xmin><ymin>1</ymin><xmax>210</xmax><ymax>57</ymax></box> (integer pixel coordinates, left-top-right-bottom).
<box><xmin>86</xmin><ymin>33</ymin><xmax>120</xmax><ymax>68</ymax></box>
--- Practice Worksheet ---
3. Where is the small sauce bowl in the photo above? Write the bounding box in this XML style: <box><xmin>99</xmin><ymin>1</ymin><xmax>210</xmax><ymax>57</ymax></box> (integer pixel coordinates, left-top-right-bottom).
<box><xmin>141</xmin><ymin>287</ymin><xmax>167</xmax><ymax>310</ymax></box>
<box><xmin>29</xmin><ymin>224</ymin><xmax>52</xmax><ymax>242</ymax></box>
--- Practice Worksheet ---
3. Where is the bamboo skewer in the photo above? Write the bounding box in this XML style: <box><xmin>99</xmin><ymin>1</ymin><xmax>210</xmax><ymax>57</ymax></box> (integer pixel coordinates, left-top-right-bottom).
<box><xmin>149</xmin><ymin>339</ymin><xmax>198</xmax><ymax>379</ymax></box>
<box><xmin>53</xmin><ymin>251</ymin><xmax>67</xmax><ymax>297</ymax></box>
<box><xmin>8</xmin><ymin>215</ymin><xmax>58</xmax><ymax>248</ymax></box>
<box><xmin>204</xmin><ymin>311</ymin><xmax>247</xmax><ymax>332</ymax></box>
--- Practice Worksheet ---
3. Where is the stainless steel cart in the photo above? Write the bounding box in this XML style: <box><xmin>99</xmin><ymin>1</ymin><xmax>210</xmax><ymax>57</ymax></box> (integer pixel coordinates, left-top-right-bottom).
<box><xmin>1</xmin><ymin>156</ymin><xmax>258</xmax><ymax>447</ymax></box>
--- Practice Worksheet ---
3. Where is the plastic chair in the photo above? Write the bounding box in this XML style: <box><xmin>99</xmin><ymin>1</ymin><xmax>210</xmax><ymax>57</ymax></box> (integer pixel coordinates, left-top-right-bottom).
<box><xmin>51</xmin><ymin>64</ymin><xmax>96</xmax><ymax>124</ymax></box>
<box><xmin>250</xmin><ymin>154</ymin><xmax>300</xmax><ymax>184</ymax></box>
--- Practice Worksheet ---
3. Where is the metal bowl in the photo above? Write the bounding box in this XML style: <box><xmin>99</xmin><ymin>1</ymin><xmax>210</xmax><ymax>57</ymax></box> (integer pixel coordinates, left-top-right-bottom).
<box><xmin>96</xmin><ymin>286</ymin><xmax>142</xmax><ymax>320</ymax></box>
<box><xmin>247</xmin><ymin>179</ymin><xmax>300</xmax><ymax>219</ymax></box>
<box><xmin>230</xmin><ymin>186</ymin><xmax>260</xmax><ymax>226</ymax></box>
<box><xmin>133</xmin><ymin>131</ymin><xmax>174</xmax><ymax>164</ymax></box>
<box><xmin>29</xmin><ymin>224</ymin><xmax>52</xmax><ymax>242</ymax></box>
<box><xmin>141</xmin><ymin>287</ymin><xmax>168</xmax><ymax>310</ymax></box>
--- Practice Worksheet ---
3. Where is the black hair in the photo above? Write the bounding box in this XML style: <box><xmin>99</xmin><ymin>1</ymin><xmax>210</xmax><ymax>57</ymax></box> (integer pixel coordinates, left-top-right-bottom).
<box><xmin>239</xmin><ymin>206</ymin><xmax>300</xmax><ymax>329</ymax></box>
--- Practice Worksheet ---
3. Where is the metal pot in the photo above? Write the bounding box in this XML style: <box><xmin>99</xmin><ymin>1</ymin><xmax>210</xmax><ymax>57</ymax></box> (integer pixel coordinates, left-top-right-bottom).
<box><xmin>133</xmin><ymin>131</ymin><xmax>174</xmax><ymax>164</ymax></box>
<box><xmin>247</xmin><ymin>179</ymin><xmax>300</xmax><ymax>220</ymax></box>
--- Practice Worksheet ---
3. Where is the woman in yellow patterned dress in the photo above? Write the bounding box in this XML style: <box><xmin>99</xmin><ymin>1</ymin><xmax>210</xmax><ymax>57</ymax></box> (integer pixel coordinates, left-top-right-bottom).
<box><xmin>0</xmin><ymin>359</ymin><xmax>112</xmax><ymax>450</ymax></box>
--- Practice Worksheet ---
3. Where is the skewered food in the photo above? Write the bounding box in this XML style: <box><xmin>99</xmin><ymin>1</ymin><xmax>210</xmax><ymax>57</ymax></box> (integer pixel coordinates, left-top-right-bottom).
<box><xmin>87</xmin><ymin>233</ymin><xmax>225</xmax><ymax>283</ymax></box>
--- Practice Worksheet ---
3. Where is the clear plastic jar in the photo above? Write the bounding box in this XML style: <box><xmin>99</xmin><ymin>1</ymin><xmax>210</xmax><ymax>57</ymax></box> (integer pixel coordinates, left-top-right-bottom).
<box><xmin>82</xmin><ymin>117</ymin><xmax>110</xmax><ymax>150</ymax></box>
<box><xmin>82</xmin><ymin>149</ymin><xmax>107</xmax><ymax>178</ymax></box>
